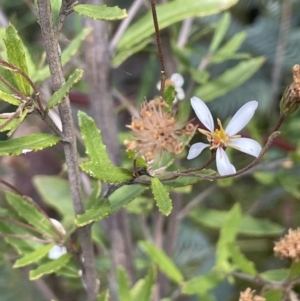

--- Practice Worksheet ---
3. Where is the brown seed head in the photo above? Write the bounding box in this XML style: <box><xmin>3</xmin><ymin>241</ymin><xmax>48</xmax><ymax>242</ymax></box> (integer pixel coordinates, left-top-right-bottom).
<box><xmin>274</xmin><ymin>228</ymin><xmax>300</xmax><ymax>261</ymax></box>
<box><xmin>280</xmin><ymin>64</ymin><xmax>300</xmax><ymax>115</ymax></box>
<box><xmin>239</xmin><ymin>288</ymin><xmax>265</xmax><ymax>301</ymax></box>
<box><xmin>124</xmin><ymin>98</ymin><xmax>196</xmax><ymax>163</ymax></box>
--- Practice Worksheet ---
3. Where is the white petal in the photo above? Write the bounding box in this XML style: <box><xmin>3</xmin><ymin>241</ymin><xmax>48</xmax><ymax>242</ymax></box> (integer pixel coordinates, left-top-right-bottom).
<box><xmin>175</xmin><ymin>87</ymin><xmax>185</xmax><ymax>100</ymax></box>
<box><xmin>225</xmin><ymin>101</ymin><xmax>258</xmax><ymax>136</ymax></box>
<box><xmin>171</xmin><ymin>73</ymin><xmax>184</xmax><ymax>87</ymax></box>
<box><xmin>191</xmin><ymin>97</ymin><xmax>214</xmax><ymax>132</ymax></box>
<box><xmin>48</xmin><ymin>245</ymin><xmax>67</xmax><ymax>260</ymax></box>
<box><xmin>187</xmin><ymin>142</ymin><xmax>209</xmax><ymax>159</ymax></box>
<box><xmin>50</xmin><ymin>218</ymin><xmax>66</xmax><ymax>235</ymax></box>
<box><xmin>229</xmin><ymin>137</ymin><xmax>262</xmax><ymax>157</ymax></box>
<box><xmin>156</xmin><ymin>81</ymin><xmax>161</xmax><ymax>91</ymax></box>
<box><xmin>216</xmin><ymin>148</ymin><xmax>236</xmax><ymax>176</ymax></box>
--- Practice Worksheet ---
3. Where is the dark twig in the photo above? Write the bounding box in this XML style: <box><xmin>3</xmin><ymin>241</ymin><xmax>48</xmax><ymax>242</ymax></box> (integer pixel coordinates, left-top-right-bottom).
<box><xmin>150</xmin><ymin>0</ymin><xmax>166</xmax><ymax>96</ymax></box>
<box><xmin>0</xmin><ymin>178</ymin><xmax>24</xmax><ymax>195</ymax></box>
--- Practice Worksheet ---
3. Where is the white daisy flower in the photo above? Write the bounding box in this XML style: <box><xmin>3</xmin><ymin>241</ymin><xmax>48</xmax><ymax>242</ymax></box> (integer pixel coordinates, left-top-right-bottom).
<box><xmin>157</xmin><ymin>73</ymin><xmax>185</xmax><ymax>103</ymax></box>
<box><xmin>187</xmin><ymin>97</ymin><xmax>262</xmax><ymax>176</ymax></box>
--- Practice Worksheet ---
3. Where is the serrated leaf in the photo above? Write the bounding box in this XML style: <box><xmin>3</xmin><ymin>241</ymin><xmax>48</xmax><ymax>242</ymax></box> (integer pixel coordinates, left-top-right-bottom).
<box><xmin>182</xmin><ymin>271</ymin><xmax>224</xmax><ymax>295</ymax></box>
<box><xmin>14</xmin><ymin>243</ymin><xmax>55</xmax><ymax>268</ymax></box>
<box><xmin>29</xmin><ymin>253</ymin><xmax>71</xmax><ymax>280</ymax></box>
<box><xmin>263</xmin><ymin>290</ymin><xmax>283</xmax><ymax>301</ymax></box>
<box><xmin>132</xmin><ymin>266</ymin><xmax>156</xmax><ymax>301</ymax></box>
<box><xmin>5</xmin><ymin>191</ymin><xmax>58</xmax><ymax>238</ymax></box>
<box><xmin>51</xmin><ymin>0</ymin><xmax>62</xmax><ymax>25</ymax></box>
<box><xmin>78</xmin><ymin>111</ymin><xmax>132</xmax><ymax>183</ymax></box>
<box><xmin>228</xmin><ymin>243</ymin><xmax>257</xmax><ymax>275</ymax></box>
<box><xmin>209</xmin><ymin>12</ymin><xmax>230</xmax><ymax>53</ymax></box>
<box><xmin>47</xmin><ymin>69</ymin><xmax>83</xmax><ymax>110</ymax></box>
<box><xmin>33</xmin><ymin>28</ymin><xmax>91</xmax><ymax>82</ymax></box>
<box><xmin>216</xmin><ymin>204</ymin><xmax>242</xmax><ymax>270</ymax></box>
<box><xmin>0</xmin><ymin>108</ymin><xmax>28</xmax><ymax>133</ymax></box>
<box><xmin>117</xmin><ymin>266</ymin><xmax>131</xmax><ymax>301</ymax></box>
<box><xmin>4</xmin><ymin>24</ymin><xmax>30</xmax><ymax>95</ymax></box>
<box><xmin>75</xmin><ymin>198</ymin><xmax>111</xmax><ymax>227</ymax></box>
<box><xmin>211</xmin><ymin>32</ymin><xmax>247</xmax><ymax>63</ymax></box>
<box><xmin>74</xmin><ymin>4</ymin><xmax>127</xmax><ymax>20</ymax></box>
<box><xmin>139</xmin><ymin>241</ymin><xmax>183</xmax><ymax>284</ymax></box>
<box><xmin>109</xmin><ymin>184</ymin><xmax>147</xmax><ymax>213</ymax></box>
<box><xmin>151</xmin><ymin>178</ymin><xmax>172</xmax><ymax>216</ymax></box>
<box><xmin>0</xmin><ymin>90</ymin><xmax>21</xmax><ymax>105</ymax></box>
<box><xmin>0</xmin><ymin>133</ymin><xmax>60</xmax><ymax>156</ymax></box>
<box><xmin>194</xmin><ymin>57</ymin><xmax>265</xmax><ymax>101</ymax></box>
<box><xmin>117</xmin><ymin>0</ymin><xmax>238</xmax><ymax>52</ymax></box>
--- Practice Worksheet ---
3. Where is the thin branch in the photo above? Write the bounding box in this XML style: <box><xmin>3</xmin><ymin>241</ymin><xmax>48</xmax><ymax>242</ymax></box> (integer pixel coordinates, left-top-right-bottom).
<box><xmin>37</xmin><ymin>1</ymin><xmax>98</xmax><ymax>300</ymax></box>
<box><xmin>0</xmin><ymin>178</ymin><xmax>24</xmax><ymax>195</ymax></box>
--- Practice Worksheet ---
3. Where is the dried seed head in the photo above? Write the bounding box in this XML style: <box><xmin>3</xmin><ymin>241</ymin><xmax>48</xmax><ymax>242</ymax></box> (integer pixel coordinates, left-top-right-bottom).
<box><xmin>274</xmin><ymin>228</ymin><xmax>300</xmax><ymax>261</ymax></box>
<box><xmin>239</xmin><ymin>288</ymin><xmax>265</xmax><ymax>301</ymax></box>
<box><xmin>124</xmin><ymin>98</ymin><xmax>196</xmax><ymax>163</ymax></box>
<box><xmin>280</xmin><ymin>64</ymin><xmax>300</xmax><ymax>116</ymax></box>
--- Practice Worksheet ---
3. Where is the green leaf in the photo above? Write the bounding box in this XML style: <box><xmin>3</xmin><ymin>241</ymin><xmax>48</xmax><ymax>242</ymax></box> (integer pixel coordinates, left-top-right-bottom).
<box><xmin>182</xmin><ymin>271</ymin><xmax>224</xmax><ymax>296</ymax></box>
<box><xmin>97</xmin><ymin>290</ymin><xmax>109</xmax><ymax>301</ymax></box>
<box><xmin>117</xmin><ymin>0</ymin><xmax>238</xmax><ymax>53</ymax></box>
<box><xmin>163</xmin><ymin>85</ymin><xmax>176</xmax><ymax>107</ymax></box>
<box><xmin>117</xmin><ymin>266</ymin><xmax>131</xmax><ymax>301</ymax></box>
<box><xmin>33</xmin><ymin>176</ymin><xmax>74</xmax><ymax>223</ymax></box>
<box><xmin>0</xmin><ymin>108</ymin><xmax>28</xmax><ymax>133</ymax></box>
<box><xmin>289</xmin><ymin>261</ymin><xmax>300</xmax><ymax>279</ymax></box>
<box><xmin>216</xmin><ymin>204</ymin><xmax>242</xmax><ymax>270</ymax></box>
<box><xmin>109</xmin><ymin>184</ymin><xmax>147</xmax><ymax>213</ymax></box>
<box><xmin>46</xmin><ymin>69</ymin><xmax>83</xmax><ymax>110</ymax></box>
<box><xmin>29</xmin><ymin>253</ymin><xmax>71</xmax><ymax>280</ymax></box>
<box><xmin>0</xmin><ymin>90</ymin><xmax>21</xmax><ymax>106</ymax></box>
<box><xmin>5</xmin><ymin>191</ymin><xmax>58</xmax><ymax>238</ymax></box>
<box><xmin>260</xmin><ymin>269</ymin><xmax>289</xmax><ymax>282</ymax></box>
<box><xmin>211</xmin><ymin>32</ymin><xmax>247</xmax><ymax>63</ymax></box>
<box><xmin>4</xmin><ymin>24</ymin><xmax>30</xmax><ymax>95</ymax></box>
<box><xmin>263</xmin><ymin>290</ymin><xmax>283</xmax><ymax>301</ymax></box>
<box><xmin>74</xmin><ymin>4</ymin><xmax>127</xmax><ymax>20</ymax></box>
<box><xmin>0</xmin><ymin>133</ymin><xmax>60</xmax><ymax>156</ymax></box>
<box><xmin>78</xmin><ymin>111</ymin><xmax>132</xmax><ymax>183</ymax></box>
<box><xmin>228</xmin><ymin>243</ymin><xmax>257</xmax><ymax>275</ymax></box>
<box><xmin>131</xmin><ymin>267</ymin><xmax>156</xmax><ymax>301</ymax></box>
<box><xmin>194</xmin><ymin>57</ymin><xmax>265</xmax><ymax>101</ymax></box>
<box><xmin>151</xmin><ymin>178</ymin><xmax>172</xmax><ymax>216</ymax></box>
<box><xmin>253</xmin><ymin>171</ymin><xmax>276</xmax><ymax>185</ymax></box>
<box><xmin>189</xmin><ymin>208</ymin><xmax>283</xmax><ymax>236</ymax></box>
<box><xmin>209</xmin><ymin>12</ymin><xmax>230</xmax><ymax>53</ymax></box>
<box><xmin>139</xmin><ymin>241</ymin><xmax>183</xmax><ymax>284</ymax></box>
<box><xmin>33</xmin><ymin>28</ymin><xmax>91</xmax><ymax>82</ymax></box>
<box><xmin>13</xmin><ymin>243</ymin><xmax>55</xmax><ymax>268</ymax></box>
<box><xmin>51</xmin><ymin>0</ymin><xmax>62</xmax><ymax>24</ymax></box>
<box><xmin>75</xmin><ymin>198</ymin><xmax>111</xmax><ymax>227</ymax></box>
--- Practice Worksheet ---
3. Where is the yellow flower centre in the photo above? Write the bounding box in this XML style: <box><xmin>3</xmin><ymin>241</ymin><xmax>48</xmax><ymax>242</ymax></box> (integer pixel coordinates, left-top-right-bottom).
<box><xmin>198</xmin><ymin>118</ymin><xmax>240</xmax><ymax>149</ymax></box>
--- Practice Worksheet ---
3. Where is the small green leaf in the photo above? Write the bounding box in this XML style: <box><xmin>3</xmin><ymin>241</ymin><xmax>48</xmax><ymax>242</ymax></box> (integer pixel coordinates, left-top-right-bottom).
<box><xmin>211</xmin><ymin>32</ymin><xmax>247</xmax><ymax>63</ymax></box>
<box><xmin>0</xmin><ymin>90</ymin><xmax>21</xmax><ymax>106</ymax></box>
<box><xmin>289</xmin><ymin>261</ymin><xmax>300</xmax><ymax>279</ymax></box>
<box><xmin>151</xmin><ymin>178</ymin><xmax>172</xmax><ymax>216</ymax></box>
<box><xmin>216</xmin><ymin>204</ymin><xmax>242</xmax><ymax>270</ymax></box>
<box><xmin>29</xmin><ymin>253</ymin><xmax>71</xmax><ymax>280</ymax></box>
<box><xmin>78</xmin><ymin>111</ymin><xmax>132</xmax><ymax>183</ymax></box>
<box><xmin>132</xmin><ymin>266</ymin><xmax>156</xmax><ymax>301</ymax></box>
<box><xmin>117</xmin><ymin>266</ymin><xmax>131</xmax><ymax>301</ymax></box>
<box><xmin>51</xmin><ymin>0</ymin><xmax>62</xmax><ymax>24</ymax></box>
<box><xmin>163</xmin><ymin>85</ymin><xmax>176</xmax><ymax>107</ymax></box>
<box><xmin>4</xmin><ymin>24</ymin><xmax>30</xmax><ymax>95</ymax></box>
<box><xmin>260</xmin><ymin>269</ymin><xmax>289</xmax><ymax>282</ymax></box>
<box><xmin>74</xmin><ymin>4</ymin><xmax>127</xmax><ymax>20</ymax></box>
<box><xmin>5</xmin><ymin>191</ymin><xmax>58</xmax><ymax>238</ymax></box>
<box><xmin>75</xmin><ymin>198</ymin><xmax>111</xmax><ymax>227</ymax></box>
<box><xmin>209</xmin><ymin>12</ymin><xmax>231</xmax><ymax>53</ymax></box>
<box><xmin>110</xmin><ymin>184</ymin><xmax>147</xmax><ymax>213</ymax></box>
<box><xmin>0</xmin><ymin>109</ymin><xmax>28</xmax><ymax>133</ymax></box>
<box><xmin>182</xmin><ymin>271</ymin><xmax>224</xmax><ymax>296</ymax></box>
<box><xmin>139</xmin><ymin>241</ymin><xmax>183</xmax><ymax>284</ymax></box>
<box><xmin>97</xmin><ymin>290</ymin><xmax>109</xmax><ymax>301</ymax></box>
<box><xmin>47</xmin><ymin>69</ymin><xmax>83</xmax><ymax>110</ymax></box>
<box><xmin>194</xmin><ymin>57</ymin><xmax>265</xmax><ymax>101</ymax></box>
<box><xmin>262</xmin><ymin>290</ymin><xmax>283</xmax><ymax>301</ymax></box>
<box><xmin>14</xmin><ymin>243</ymin><xmax>55</xmax><ymax>268</ymax></box>
<box><xmin>0</xmin><ymin>133</ymin><xmax>60</xmax><ymax>156</ymax></box>
<box><xmin>33</xmin><ymin>28</ymin><xmax>91</xmax><ymax>82</ymax></box>
<box><xmin>228</xmin><ymin>243</ymin><xmax>257</xmax><ymax>275</ymax></box>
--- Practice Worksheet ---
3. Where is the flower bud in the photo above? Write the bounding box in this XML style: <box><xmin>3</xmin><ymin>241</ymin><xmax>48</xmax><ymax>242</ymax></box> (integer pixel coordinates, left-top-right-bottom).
<box><xmin>280</xmin><ymin>65</ymin><xmax>300</xmax><ymax>116</ymax></box>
